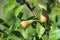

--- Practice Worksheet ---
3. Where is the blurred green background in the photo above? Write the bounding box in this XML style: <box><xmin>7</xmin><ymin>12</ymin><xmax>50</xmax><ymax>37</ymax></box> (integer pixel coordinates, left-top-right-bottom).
<box><xmin>0</xmin><ymin>0</ymin><xmax>60</xmax><ymax>40</ymax></box>
<box><xmin>0</xmin><ymin>0</ymin><xmax>7</xmax><ymax>19</ymax></box>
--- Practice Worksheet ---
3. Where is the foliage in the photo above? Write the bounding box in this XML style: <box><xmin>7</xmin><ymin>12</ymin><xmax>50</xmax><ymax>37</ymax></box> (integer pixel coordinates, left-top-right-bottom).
<box><xmin>0</xmin><ymin>0</ymin><xmax>60</xmax><ymax>40</ymax></box>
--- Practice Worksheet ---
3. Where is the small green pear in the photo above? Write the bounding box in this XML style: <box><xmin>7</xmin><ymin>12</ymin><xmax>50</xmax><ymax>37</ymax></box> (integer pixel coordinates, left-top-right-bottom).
<box><xmin>40</xmin><ymin>14</ymin><xmax>48</xmax><ymax>23</ymax></box>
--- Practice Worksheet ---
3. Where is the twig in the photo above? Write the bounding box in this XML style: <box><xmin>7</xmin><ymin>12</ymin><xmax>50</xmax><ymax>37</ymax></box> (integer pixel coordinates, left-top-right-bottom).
<box><xmin>24</xmin><ymin>0</ymin><xmax>37</xmax><ymax>17</ymax></box>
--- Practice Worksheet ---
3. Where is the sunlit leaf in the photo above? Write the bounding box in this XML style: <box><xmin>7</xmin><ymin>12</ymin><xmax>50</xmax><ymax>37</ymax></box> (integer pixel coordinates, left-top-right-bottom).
<box><xmin>29</xmin><ymin>0</ymin><xmax>38</xmax><ymax>6</ymax></box>
<box><xmin>21</xmin><ymin>28</ymin><xmax>28</xmax><ymax>39</ymax></box>
<box><xmin>49</xmin><ymin>28</ymin><xmax>60</xmax><ymax>40</ymax></box>
<box><xmin>14</xmin><ymin>5</ymin><xmax>24</xmax><ymax>17</ymax></box>
<box><xmin>15</xmin><ymin>18</ymin><xmax>21</xmax><ymax>30</ymax></box>
<box><xmin>36</xmin><ymin>23</ymin><xmax>45</xmax><ymax>38</ymax></box>
<box><xmin>3</xmin><ymin>0</ymin><xmax>16</xmax><ymax>13</ymax></box>
<box><xmin>8</xmin><ymin>0</ymin><xmax>14</xmax><ymax>4</ymax></box>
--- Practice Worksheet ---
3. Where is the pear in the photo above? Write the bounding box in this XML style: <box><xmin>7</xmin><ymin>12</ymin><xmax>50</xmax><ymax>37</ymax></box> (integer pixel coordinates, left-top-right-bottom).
<box><xmin>40</xmin><ymin>13</ymin><xmax>48</xmax><ymax>23</ymax></box>
<box><xmin>20</xmin><ymin>20</ymin><xmax>34</xmax><ymax>28</ymax></box>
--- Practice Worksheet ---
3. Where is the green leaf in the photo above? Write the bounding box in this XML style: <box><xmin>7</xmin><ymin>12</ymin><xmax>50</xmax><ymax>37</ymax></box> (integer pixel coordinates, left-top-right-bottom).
<box><xmin>33</xmin><ymin>36</ymin><xmax>36</xmax><ymax>40</ymax></box>
<box><xmin>22</xmin><ymin>5</ymin><xmax>33</xmax><ymax>20</ymax></box>
<box><xmin>3</xmin><ymin>5</ymin><xmax>16</xmax><ymax>13</ymax></box>
<box><xmin>27</xmin><ymin>25</ymin><xmax>35</xmax><ymax>36</ymax></box>
<box><xmin>36</xmin><ymin>23</ymin><xmax>45</xmax><ymax>38</ymax></box>
<box><xmin>3</xmin><ymin>0</ymin><xmax>16</xmax><ymax>13</ymax></box>
<box><xmin>38</xmin><ymin>0</ymin><xmax>47</xmax><ymax>5</ymax></box>
<box><xmin>49</xmin><ymin>6</ymin><xmax>60</xmax><ymax>23</ymax></box>
<box><xmin>49</xmin><ymin>28</ymin><xmax>60</xmax><ymax>40</ymax></box>
<box><xmin>29</xmin><ymin>0</ymin><xmax>38</xmax><ymax>6</ymax></box>
<box><xmin>8</xmin><ymin>0</ymin><xmax>14</xmax><ymax>4</ymax></box>
<box><xmin>21</xmin><ymin>28</ymin><xmax>29</xmax><ymax>39</ymax></box>
<box><xmin>15</xmin><ymin>18</ymin><xmax>21</xmax><ymax>30</ymax></box>
<box><xmin>7</xmin><ymin>33</ymin><xmax>24</xmax><ymax>40</ymax></box>
<box><xmin>34</xmin><ymin>6</ymin><xmax>41</xmax><ymax>19</ymax></box>
<box><xmin>42</xmin><ymin>34</ymin><xmax>49</xmax><ymax>40</ymax></box>
<box><xmin>14</xmin><ymin>5</ymin><xmax>24</xmax><ymax>17</ymax></box>
<box><xmin>7</xmin><ymin>33</ymin><xmax>17</xmax><ymax>39</ymax></box>
<box><xmin>37</xmin><ymin>0</ymin><xmax>47</xmax><ymax>10</ymax></box>
<box><xmin>4</xmin><ymin>11</ymin><xmax>16</xmax><ymax>26</ymax></box>
<box><xmin>0</xmin><ymin>24</ymin><xmax>6</xmax><ymax>31</ymax></box>
<box><xmin>38</xmin><ymin>4</ymin><xmax>47</xmax><ymax>10</ymax></box>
